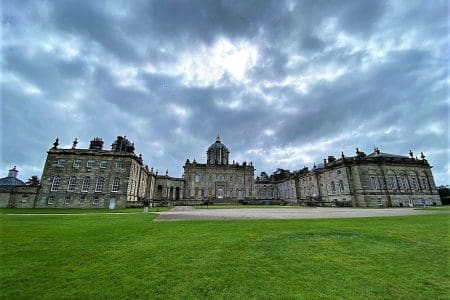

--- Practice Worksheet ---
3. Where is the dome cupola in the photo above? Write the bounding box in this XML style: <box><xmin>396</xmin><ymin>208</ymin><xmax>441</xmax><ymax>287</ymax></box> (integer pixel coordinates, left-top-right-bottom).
<box><xmin>207</xmin><ymin>134</ymin><xmax>229</xmax><ymax>165</ymax></box>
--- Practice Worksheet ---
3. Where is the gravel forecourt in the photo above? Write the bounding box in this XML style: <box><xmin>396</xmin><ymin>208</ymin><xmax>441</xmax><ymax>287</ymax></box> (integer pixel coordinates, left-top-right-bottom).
<box><xmin>155</xmin><ymin>206</ymin><xmax>444</xmax><ymax>221</ymax></box>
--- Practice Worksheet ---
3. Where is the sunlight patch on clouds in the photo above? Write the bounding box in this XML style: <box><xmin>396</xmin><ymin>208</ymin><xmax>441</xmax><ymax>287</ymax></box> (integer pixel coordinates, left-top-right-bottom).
<box><xmin>39</xmin><ymin>35</ymin><xmax>81</xmax><ymax>61</ymax></box>
<box><xmin>143</xmin><ymin>38</ymin><xmax>259</xmax><ymax>87</ymax></box>
<box><xmin>415</xmin><ymin>122</ymin><xmax>446</xmax><ymax>136</ymax></box>
<box><xmin>111</xmin><ymin>64</ymin><xmax>148</xmax><ymax>92</ymax></box>
<box><xmin>263</xmin><ymin>129</ymin><xmax>276</xmax><ymax>136</ymax></box>
<box><xmin>2</xmin><ymin>73</ymin><xmax>43</xmax><ymax>95</ymax></box>
<box><xmin>168</xmin><ymin>104</ymin><xmax>190</xmax><ymax>120</ymax></box>
<box><xmin>215</xmin><ymin>99</ymin><xmax>243</xmax><ymax>110</ymax></box>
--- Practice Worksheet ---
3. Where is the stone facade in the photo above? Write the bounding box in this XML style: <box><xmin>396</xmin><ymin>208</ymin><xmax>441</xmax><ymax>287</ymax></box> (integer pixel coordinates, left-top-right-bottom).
<box><xmin>255</xmin><ymin>169</ymin><xmax>297</xmax><ymax>204</ymax></box>
<box><xmin>0</xmin><ymin>166</ymin><xmax>39</xmax><ymax>208</ymax></box>
<box><xmin>3</xmin><ymin>135</ymin><xmax>442</xmax><ymax>209</ymax></box>
<box><xmin>183</xmin><ymin>135</ymin><xmax>255</xmax><ymax>203</ymax></box>
<box><xmin>36</xmin><ymin>136</ymin><xmax>154</xmax><ymax>209</ymax></box>
<box><xmin>154</xmin><ymin>173</ymin><xmax>185</xmax><ymax>205</ymax></box>
<box><xmin>295</xmin><ymin>149</ymin><xmax>441</xmax><ymax>207</ymax></box>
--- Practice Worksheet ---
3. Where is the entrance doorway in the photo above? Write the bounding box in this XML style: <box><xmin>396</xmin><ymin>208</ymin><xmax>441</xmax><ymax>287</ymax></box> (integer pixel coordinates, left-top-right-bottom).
<box><xmin>175</xmin><ymin>187</ymin><xmax>180</xmax><ymax>200</ymax></box>
<box><xmin>217</xmin><ymin>187</ymin><xmax>224</xmax><ymax>199</ymax></box>
<box><xmin>109</xmin><ymin>198</ymin><xmax>116</xmax><ymax>209</ymax></box>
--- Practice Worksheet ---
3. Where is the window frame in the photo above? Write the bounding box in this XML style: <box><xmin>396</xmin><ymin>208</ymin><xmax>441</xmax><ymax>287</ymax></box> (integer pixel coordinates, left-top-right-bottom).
<box><xmin>81</xmin><ymin>176</ymin><xmax>90</xmax><ymax>192</ymax></box>
<box><xmin>73</xmin><ymin>160</ymin><xmax>81</xmax><ymax>169</ymax></box>
<box><xmin>51</xmin><ymin>175</ymin><xmax>61</xmax><ymax>192</ymax></box>
<box><xmin>67</xmin><ymin>176</ymin><xmax>77</xmax><ymax>192</ymax></box>
<box><xmin>21</xmin><ymin>194</ymin><xmax>28</xmax><ymax>203</ymax></box>
<box><xmin>111</xmin><ymin>177</ymin><xmax>120</xmax><ymax>192</ymax></box>
<box><xmin>370</xmin><ymin>176</ymin><xmax>379</xmax><ymax>190</ymax></box>
<box><xmin>95</xmin><ymin>177</ymin><xmax>105</xmax><ymax>192</ymax></box>
<box><xmin>47</xmin><ymin>196</ymin><xmax>54</xmax><ymax>205</ymax></box>
<box><xmin>86</xmin><ymin>160</ymin><xmax>95</xmax><ymax>168</ymax></box>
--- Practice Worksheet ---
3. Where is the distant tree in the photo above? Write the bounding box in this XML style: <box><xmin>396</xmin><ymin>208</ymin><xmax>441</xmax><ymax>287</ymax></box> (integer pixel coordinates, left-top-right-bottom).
<box><xmin>438</xmin><ymin>185</ymin><xmax>450</xmax><ymax>205</ymax></box>
<box><xmin>26</xmin><ymin>175</ymin><xmax>40</xmax><ymax>186</ymax></box>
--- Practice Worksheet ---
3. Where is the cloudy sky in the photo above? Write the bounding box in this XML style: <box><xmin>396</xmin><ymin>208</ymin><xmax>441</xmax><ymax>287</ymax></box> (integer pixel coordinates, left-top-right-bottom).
<box><xmin>1</xmin><ymin>0</ymin><xmax>449</xmax><ymax>185</ymax></box>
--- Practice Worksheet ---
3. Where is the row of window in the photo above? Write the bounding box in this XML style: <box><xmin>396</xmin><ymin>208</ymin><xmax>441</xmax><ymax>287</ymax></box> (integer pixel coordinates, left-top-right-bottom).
<box><xmin>371</xmin><ymin>176</ymin><xmax>429</xmax><ymax>191</ymax></box>
<box><xmin>188</xmin><ymin>188</ymin><xmax>251</xmax><ymax>198</ymax></box>
<box><xmin>47</xmin><ymin>195</ymin><xmax>107</xmax><ymax>205</ymax></box>
<box><xmin>57</xmin><ymin>159</ymin><xmax>123</xmax><ymax>169</ymax></box>
<box><xmin>193</xmin><ymin>174</ymin><xmax>250</xmax><ymax>184</ymax></box>
<box><xmin>330</xmin><ymin>180</ymin><xmax>345</xmax><ymax>193</ymax></box>
<box><xmin>51</xmin><ymin>175</ymin><xmax>121</xmax><ymax>192</ymax></box>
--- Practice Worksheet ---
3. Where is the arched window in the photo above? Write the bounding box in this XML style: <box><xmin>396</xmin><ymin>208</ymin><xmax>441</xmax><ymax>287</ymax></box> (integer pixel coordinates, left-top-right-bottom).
<box><xmin>67</xmin><ymin>176</ymin><xmax>77</xmax><ymax>192</ymax></box>
<box><xmin>51</xmin><ymin>175</ymin><xmax>61</xmax><ymax>191</ymax></box>
<box><xmin>112</xmin><ymin>177</ymin><xmax>120</xmax><ymax>192</ymax></box>
<box><xmin>81</xmin><ymin>176</ymin><xmax>90</xmax><ymax>192</ymax></box>
<box><xmin>95</xmin><ymin>177</ymin><xmax>105</xmax><ymax>192</ymax></box>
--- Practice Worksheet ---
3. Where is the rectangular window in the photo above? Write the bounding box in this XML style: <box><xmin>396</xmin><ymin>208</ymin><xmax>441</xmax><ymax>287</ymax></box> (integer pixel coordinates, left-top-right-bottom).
<box><xmin>115</xmin><ymin>161</ymin><xmax>123</xmax><ymax>169</ymax></box>
<box><xmin>67</xmin><ymin>176</ymin><xmax>77</xmax><ymax>192</ymax></box>
<box><xmin>339</xmin><ymin>180</ymin><xmax>345</xmax><ymax>192</ymax></box>
<box><xmin>21</xmin><ymin>195</ymin><xmax>28</xmax><ymax>203</ymax></box>
<box><xmin>86</xmin><ymin>160</ymin><xmax>95</xmax><ymax>168</ymax></box>
<box><xmin>331</xmin><ymin>181</ymin><xmax>336</xmax><ymax>192</ymax></box>
<box><xmin>370</xmin><ymin>177</ymin><xmax>379</xmax><ymax>190</ymax></box>
<box><xmin>93</xmin><ymin>196</ymin><xmax>99</xmax><ymax>205</ymax></box>
<box><xmin>95</xmin><ymin>177</ymin><xmax>105</xmax><ymax>192</ymax></box>
<box><xmin>389</xmin><ymin>177</ymin><xmax>397</xmax><ymax>189</ymax></box>
<box><xmin>64</xmin><ymin>195</ymin><xmax>71</xmax><ymax>205</ymax></box>
<box><xmin>57</xmin><ymin>159</ymin><xmax>65</xmax><ymax>167</ymax></box>
<box><xmin>421</xmin><ymin>178</ymin><xmax>428</xmax><ymax>190</ymax></box>
<box><xmin>99</xmin><ymin>161</ymin><xmax>108</xmax><ymax>168</ymax></box>
<box><xmin>111</xmin><ymin>177</ymin><xmax>120</xmax><ymax>192</ymax></box>
<box><xmin>47</xmin><ymin>196</ymin><xmax>54</xmax><ymax>205</ymax></box>
<box><xmin>79</xmin><ymin>195</ymin><xmax>86</xmax><ymax>205</ymax></box>
<box><xmin>411</xmin><ymin>177</ymin><xmax>419</xmax><ymax>190</ymax></box>
<box><xmin>51</xmin><ymin>176</ymin><xmax>61</xmax><ymax>192</ymax></box>
<box><xmin>81</xmin><ymin>176</ymin><xmax>90</xmax><ymax>192</ymax></box>
<box><xmin>73</xmin><ymin>160</ymin><xmax>81</xmax><ymax>169</ymax></box>
<box><xmin>400</xmin><ymin>177</ymin><xmax>408</xmax><ymax>190</ymax></box>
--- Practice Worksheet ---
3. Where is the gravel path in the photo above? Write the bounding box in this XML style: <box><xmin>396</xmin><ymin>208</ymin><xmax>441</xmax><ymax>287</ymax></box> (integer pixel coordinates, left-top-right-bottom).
<box><xmin>155</xmin><ymin>207</ymin><xmax>442</xmax><ymax>221</ymax></box>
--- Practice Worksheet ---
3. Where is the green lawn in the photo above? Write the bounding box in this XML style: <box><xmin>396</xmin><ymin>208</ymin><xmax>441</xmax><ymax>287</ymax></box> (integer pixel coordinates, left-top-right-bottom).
<box><xmin>0</xmin><ymin>207</ymin><xmax>171</xmax><ymax>214</ymax></box>
<box><xmin>1</xmin><ymin>211</ymin><xmax>448</xmax><ymax>299</ymax></box>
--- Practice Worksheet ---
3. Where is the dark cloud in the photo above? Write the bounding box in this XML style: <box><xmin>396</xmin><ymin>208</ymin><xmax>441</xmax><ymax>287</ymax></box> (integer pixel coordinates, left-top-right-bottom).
<box><xmin>1</xmin><ymin>0</ymin><xmax>448</xmax><ymax>184</ymax></box>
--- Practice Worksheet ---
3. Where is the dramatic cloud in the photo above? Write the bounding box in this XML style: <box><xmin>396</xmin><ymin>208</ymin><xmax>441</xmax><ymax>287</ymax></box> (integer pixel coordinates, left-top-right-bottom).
<box><xmin>1</xmin><ymin>0</ymin><xmax>449</xmax><ymax>184</ymax></box>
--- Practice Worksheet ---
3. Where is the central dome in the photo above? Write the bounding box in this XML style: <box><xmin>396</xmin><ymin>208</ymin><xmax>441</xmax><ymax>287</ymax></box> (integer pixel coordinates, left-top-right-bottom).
<box><xmin>207</xmin><ymin>135</ymin><xmax>229</xmax><ymax>165</ymax></box>
<box><xmin>208</xmin><ymin>135</ymin><xmax>229</xmax><ymax>151</ymax></box>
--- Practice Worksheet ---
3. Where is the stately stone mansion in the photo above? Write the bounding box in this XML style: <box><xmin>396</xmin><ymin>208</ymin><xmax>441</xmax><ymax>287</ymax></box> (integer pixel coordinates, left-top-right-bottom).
<box><xmin>0</xmin><ymin>135</ymin><xmax>442</xmax><ymax>208</ymax></box>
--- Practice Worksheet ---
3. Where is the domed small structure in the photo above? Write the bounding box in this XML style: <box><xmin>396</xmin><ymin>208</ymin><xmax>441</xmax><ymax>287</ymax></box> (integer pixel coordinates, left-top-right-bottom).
<box><xmin>0</xmin><ymin>166</ymin><xmax>25</xmax><ymax>187</ymax></box>
<box><xmin>207</xmin><ymin>135</ymin><xmax>229</xmax><ymax>165</ymax></box>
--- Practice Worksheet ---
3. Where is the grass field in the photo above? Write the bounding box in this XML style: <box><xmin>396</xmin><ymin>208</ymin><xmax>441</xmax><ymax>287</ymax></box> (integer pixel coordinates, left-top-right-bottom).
<box><xmin>0</xmin><ymin>207</ymin><xmax>171</xmax><ymax>214</ymax></box>
<box><xmin>1</xmin><ymin>209</ymin><xmax>449</xmax><ymax>299</ymax></box>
